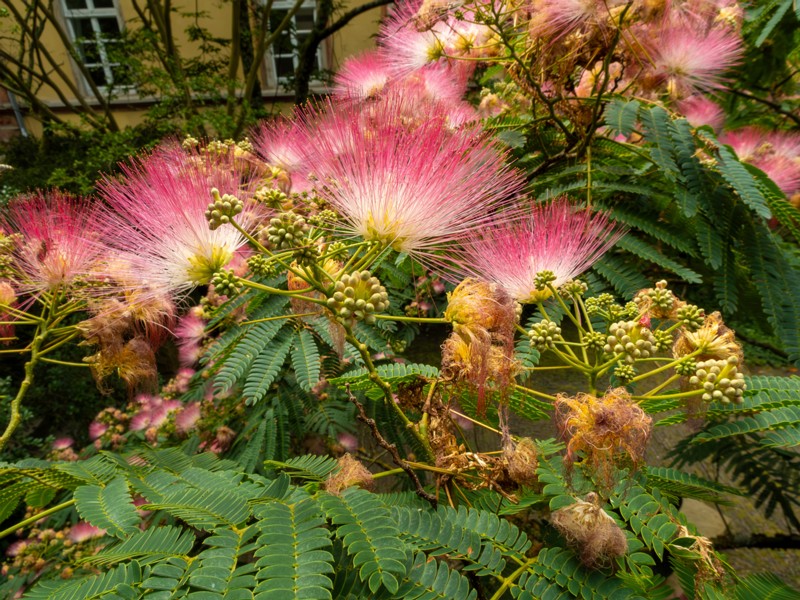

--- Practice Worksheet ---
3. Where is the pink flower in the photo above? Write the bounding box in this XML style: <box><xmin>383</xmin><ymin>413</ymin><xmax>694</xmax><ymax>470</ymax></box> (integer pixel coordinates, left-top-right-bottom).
<box><xmin>89</xmin><ymin>420</ymin><xmax>109</xmax><ymax>440</ymax></box>
<box><xmin>642</xmin><ymin>23</ymin><xmax>742</xmax><ymax>97</ymax></box>
<box><xmin>379</xmin><ymin>1</ymin><xmax>452</xmax><ymax>75</ymax></box>
<box><xmin>251</xmin><ymin>119</ymin><xmax>313</xmax><ymax>193</ymax></box>
<box><xmin>721</xmin><ymin>128</ymin><xmax>800</xmax><ymax>196</ymax></box>
<box><xmin>529</xmin><ymin>0</ymin><xmax>617</xmax><ymax>41</ymax></box>
<box><xmin>456</xmin><ymin>198</ymin><xmax>624</xmax><ymax>303</ymax></box>
<box><xmin>720</xmin><ymin>127</ymin><xmax>767</xmax><ymax>162</ymax></box>
<box><xmin>175</xmin><ymin>310</ymin><xmax>207</xmax><ymax>367</ymax></box>
<box><xmin>1</xmin><ymin>192</ymin><xmax>110</xmax><ymax>296</ymax></box>
<box><xmin>175</xmin><ymin>402</ymin><xmax>201</xmax><ymax>434</ymax></box>
<box><xmin>129</xmin><ymin>394</ymin><xmax>181</xmax><ymax>431</ymax></box>
<box><xmin>306</xmin><ymin>93</ymin><xmax>526</xmax><ymax>273</ymax></box>
<box><xmin>51</xmin><ymin>437</ymin><xmax>74</xmax><ymax>450</ymax></box>
<box><xmin>333</xmin><ymin>52</ymin><xmax>392</xmax><ymax>99</ymax></box>
<box><xmin>337</xmin><ymin>432</ymin><xmax>359</xmax><ymax>453</ymax></box>
<box><xmin>677</xmin><ymin>95</ymin><xmax>726</xmax><ymax>132</ymax></box>
<box><xmin>68</xmin><ymin>522</ymin><xmax>106</xmax><ymax>543</ymax></box>
<box><xmin>97</xmin><ymin>145</ymin><xmax>265</xmax><ymax>300</ymax></box>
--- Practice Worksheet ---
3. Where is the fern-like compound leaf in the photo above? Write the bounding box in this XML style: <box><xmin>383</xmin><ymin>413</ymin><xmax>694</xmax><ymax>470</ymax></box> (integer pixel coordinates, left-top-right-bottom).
<box><xmin>82</xmin><ymin>525</ymin><xmax>195</xmax><ymax>567</ymax></box>
<box><xmin>253</xmin><ymin>498</ymin><xmax>334</xmax><ymax>599</ymax></box>
<box><xmin>320</xmin><ymin>488</ymin><xmax>407</xmax><ymax>594</ymax></box>
<box><xmin>243</xmin><ymin>328</ymin><xmax>294</xmax><ymax>405</ymax></box>
<box><xmin>291</xmin><ymin>328</ymin><xmax>322</xmax><ymax>392</ymax></box>
<box><xmin>73</xmin><ymin>476</ymin><xmax>140</xmax><ymax>538</ymax></box>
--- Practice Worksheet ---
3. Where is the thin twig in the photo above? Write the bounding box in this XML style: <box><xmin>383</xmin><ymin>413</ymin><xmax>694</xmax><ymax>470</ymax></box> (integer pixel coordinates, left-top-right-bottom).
<box><xmin>345</xmin><ymin>385</ymin><xmax>438</xmax><ymax>508</ymax></box>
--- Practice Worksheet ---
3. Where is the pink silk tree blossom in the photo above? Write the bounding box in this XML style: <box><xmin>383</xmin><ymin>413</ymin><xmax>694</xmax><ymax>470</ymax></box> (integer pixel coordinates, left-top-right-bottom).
<box><xmin>97</xmin><ymin>145</ymin><xmax>265</xmax><ymax>301</ymax></box>
<box><xmin>456</xmin><ymin>198</ymin><xmax>624</xmax><ymax>303</ymax></box>
<box><xmin>1</xmin><ymin>192</ymin><xmax>111</xmax><ymax>297</ymax></box>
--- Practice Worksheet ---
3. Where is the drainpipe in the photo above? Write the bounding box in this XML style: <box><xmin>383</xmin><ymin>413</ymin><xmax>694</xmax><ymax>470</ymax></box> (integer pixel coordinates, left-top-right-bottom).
<box><xmin>7</xmin><ymin>91</ymin><xmax>29</xmax><ymax>137</ymax></box>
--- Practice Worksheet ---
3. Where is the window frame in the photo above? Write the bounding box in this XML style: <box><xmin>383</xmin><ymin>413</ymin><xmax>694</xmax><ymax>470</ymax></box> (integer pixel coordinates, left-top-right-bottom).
<box><xmin>263</xmin><ymin>0</ymin><xmax>328</xmax><ymax>93</ymax></box>
<box><xmin>59</xmin><ymin>0</ymin><xmax>132</xmax><ymax>98</ymax></box>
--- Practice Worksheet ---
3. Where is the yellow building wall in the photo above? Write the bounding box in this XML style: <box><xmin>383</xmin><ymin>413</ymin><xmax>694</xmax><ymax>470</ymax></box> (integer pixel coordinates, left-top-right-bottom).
<box><xmin>2</xmin><ymin>0</ymin><xmax>385</xmax><ymax>136</ymax></box>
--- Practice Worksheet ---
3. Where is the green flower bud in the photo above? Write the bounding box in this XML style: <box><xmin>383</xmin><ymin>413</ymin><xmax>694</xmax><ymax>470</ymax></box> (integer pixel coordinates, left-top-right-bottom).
<box><xmin>205</xmin><ymin>188</ymin><xmax>244</xmax><ymax>230</ymax></box>
<box><xmin>528</xmin><ymin>320</ymin><xmax>562</xmax><ymax>351</ymax></box>
<box><xmin>211</xmin><ymin>269</ymin><xmax>241</xmax><ymax>297</ymax></box>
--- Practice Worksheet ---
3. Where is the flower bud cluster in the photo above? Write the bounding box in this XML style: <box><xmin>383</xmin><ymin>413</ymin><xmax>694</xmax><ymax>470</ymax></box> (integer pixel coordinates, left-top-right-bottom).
<box><xmin>653</xmin><ymin>329</ymin><xmax>673</xmax><ymax>352</ymax></box>
<box><xmin>528</xmin><ymin>320</ymin><xmax>562</xmax><ymax>351</ymax></box>
<box><xmin>584</xmin><ymin>330</ymin><xmax>606</xmax><ymax>351</ymax></box>
<box><xmin>247</xmin><ymin>254</ymin><xmax>276</xmax><ymax>278</ymax></box>
<box><xmin>210</xmin><ymin>269</ymin><xmax>241</xmax><ymax>297</ymax></box>
<box><xmin>205</xmin><ymin>188</ymin><xmax>244</xmax><ymax>231</ymax></box>
<box><xmin>254</xmin><ymin>187</ymin><xmax>288</xmax><ymax>209</ymax></box>
<box><xmin>688</xmin><ymin>356</ymin><xmax>745</xmax><ymax>404</ymax></box>
<box><xmin>675</xmin><ymin>357</ymin><xmax>698</xmax><ymax>376</ymax></box>
<box><xmin>677</xmin><ymin>304</ymin><xmax>705</xmax><ymax>331</ymax></box>
<box><xmin>646</xmin><ymin>280</ymin><xmax>676</xmax><ymax>312</ymax></box>
<box><xmin>534</xmin><ymin>270</ymin><xmax>557</xmax><ymax>290</ymax></box>
<box><xmin>265</xmin><ymin>212</ymin><xmax>309</xmax><ymax>250</ymax></box>
<box><xmin>604</xmin><ymin>320</ymin><xmax>656</xmax><ymax>363</ymax></box>
<box><xmin>613</xmin><ymin>363</ymin><xmax>636</xmax><ymax>384</ymax></box>
<box><xmin>559</xmin><ymin>279</ymin><xmax>588</xmax><ymax>297</ymax></box>
<box><xmin>584</xmin><ymin>293</ymin><xmax>614</xmax><ymax>315</ymax></box>
<box><xmin>326</xmin><ymin>270</ymin><xmax>389</xmax><ymax>325</ymax></box>
<box><xmin>307</xmin><ymin>209</ymin><xmax>337</xmax><ymax>228</ymax></box>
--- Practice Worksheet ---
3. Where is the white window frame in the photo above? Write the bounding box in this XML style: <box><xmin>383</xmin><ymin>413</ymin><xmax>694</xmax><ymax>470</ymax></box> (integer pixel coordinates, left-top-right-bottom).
<box><xmin>60</xmin><ymin>0</ymin><xmax>131</xmax><ymax>96</ymax></box>
<box><xmin>263</xmin><ymin>0</ymin><xmax>328</xmax><ymax>93</ymax></box>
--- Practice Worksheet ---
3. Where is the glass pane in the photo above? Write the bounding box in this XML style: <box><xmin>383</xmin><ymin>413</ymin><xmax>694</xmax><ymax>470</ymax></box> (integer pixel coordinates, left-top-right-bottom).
<box><xmin>275</xmin><ymin>56</ymin><xmax>294</xmax><ymax>79</ymax></box>
<box><xmin>89</xmin><ymin>66</ymin><xmax>109</xmax><ymax>86</ymax></box>
<box><xmin>65</xmin><ymin>0</ymin><xmax>88</xmax><ymax>9</ymax></box>
<box><xmin>296</xmin><ymin>9</ymin><xmax>315</xmax><ymax>30</ymax></box>
<box><xmin>72</xmin><ymin>18</ymin><xmax>96</xmax><ymax>39</ymax></box>
<box><xmin>274</xmin><ymin>31</ymin><xmax>293</xmax><ymax>54</ymax></box>
<box><xmin>79</xmin><ymin>41</ymin><xmax>101</xmax><ymax>63</ymax></box>
<box><xmin>92</xmin><ymin>0</ymin><xmax>116</xmax><ymax>8</ymax></box>
<box><xmin>269</xmin><ymin>10</ymin><xmax>288</xmax><ymax>32</ymax></box>
<box><xmin>97</xmin><ymin>17</ymin><xmax>121</xmax><ymax>36</ymax></box>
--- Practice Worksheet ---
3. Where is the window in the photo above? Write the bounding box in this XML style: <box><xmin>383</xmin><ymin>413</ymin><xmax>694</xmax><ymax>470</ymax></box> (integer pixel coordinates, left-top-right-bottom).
<box><xmin>267</xmin><ymin>0</ymin><xmax>325</xmax><ymax>87</ymax></box>
<box><xmin>61</xmin><ymin>0</ymin><xmax>129</xmax><ymax>92</ymax></box>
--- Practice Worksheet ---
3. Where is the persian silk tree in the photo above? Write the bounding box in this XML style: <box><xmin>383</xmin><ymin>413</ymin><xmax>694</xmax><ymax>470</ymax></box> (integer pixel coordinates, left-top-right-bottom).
<box><xmin>2</xmin><ymin>1</ymin><xmax>800</xmax><ymax>599</ymax></box>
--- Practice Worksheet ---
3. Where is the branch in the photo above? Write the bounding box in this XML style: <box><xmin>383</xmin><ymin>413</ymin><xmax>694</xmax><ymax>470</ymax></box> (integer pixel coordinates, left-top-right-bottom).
<box><xmin>727</xmin><ymin>88</ymin><xmax>800</xmax><ymax>127</ymax></box>
<box><xmin>316</xmin><ymin>0</ymin><xmax>393</xmax><ymax>39</ymax></box>
<box><xmin>346</xmin><ymin>385</ymin><xmax>438</xmax><ymax>508</ymax></box>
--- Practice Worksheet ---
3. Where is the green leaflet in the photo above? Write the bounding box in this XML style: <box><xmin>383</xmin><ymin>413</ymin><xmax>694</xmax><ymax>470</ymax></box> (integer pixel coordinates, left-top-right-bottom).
<box><xmin>291</xmin><ymin>328</ymin><xmax>322</xmax><ymax>392</ymax></box>
<box><xmin>73</xmin><ymin>476</ymin><xmax>140</xmax><ymax>538</ymax></box>
<box><xmin>243</xmin><ymin>328</ymin><xmax>294</xmax><ymax>405</ymax></box>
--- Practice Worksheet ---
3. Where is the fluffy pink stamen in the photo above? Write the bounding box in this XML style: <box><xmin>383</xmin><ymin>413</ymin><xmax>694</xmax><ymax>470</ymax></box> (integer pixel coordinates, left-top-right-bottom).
<box><xmin>456</xmin><ymin>198</ymin><xmax>625</xmax><ymax>302</ymax></box>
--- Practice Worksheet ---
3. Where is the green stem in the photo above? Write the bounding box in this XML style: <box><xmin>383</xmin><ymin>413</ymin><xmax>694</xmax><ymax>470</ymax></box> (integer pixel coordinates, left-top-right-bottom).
<box><xmin>371</xmin><ymin>468</ymin><xmax>404</xmax><ymax>480</ymax></box>
<box><xmin>242</xmin><ymin>312</ymin><xmax>320</xmax><ymax>325</ymax></box>
<box><xmin>373</xmin><ymin>314</ymin><xmax>449</xmax><ymax>324</ymax></box>
<box><xmin>0</xmin><ymin>328</ymin><xmax>45</xmax><ymax>453</ymax></box>
<box><xmin>239</xmin><ymin>278</ymin><xmax>322</xmax><ymax>303</ymax></box>
<box><xmin>0</xmin><ymin>499</ymin><xmax>76</xmax><ymax>540</ymax></box>
<box><xmin>512</xmin><ymin>383</ymin><xmax>557</xmax><ymax>402</ymax></box>
<box><xmin>38</xmin><ymin>331</ymin><xmax>79</xmax><ymax>357</ymax></box>
<box><xmin>631</xmin><ymin>388</ymin><xmax>705</xmax><ymax>401</ymax></box>
<box><xmin>39</xmin><ymin>357</ymin><xmax>89</xmax><ymax>367</ymax></box>
<box><xmin>640</xmin><ymin>373</ymin><xmax>680</xmax><ymax>397</ymax></box>
<box><xmin>489</xmin><ymin>557</ymin><xmax>538</xmax><ymax>600</ymax></box>
<box><xmin>628</xmin><ymin>349</ymin><xmax>701</xmax><ymax>384</ymax></box>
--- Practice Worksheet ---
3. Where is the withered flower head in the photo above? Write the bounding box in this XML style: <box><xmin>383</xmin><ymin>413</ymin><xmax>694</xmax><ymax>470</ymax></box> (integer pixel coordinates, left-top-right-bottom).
<box><xmin>673</xmin><ymin>311</ymin><xmax>742</xmax><ymax>363</ymax></box>
<box><xmin>324</xmin><ymin>453</ymin><xmax>374</xmax><ymax>495</ymax></box>
<box><xmin>551</xmin><ymin>492</ymin><xmax>628</xmax><ymax>568</ymax></box>
<box><xmin>84</xmin><ymin>336</ymin><xmax>157</xmax><ymax>394</ymax></box>
<box><xmin>442</xmin><ymin>279</ymin><xmax>518</xmax><ymax>412</ymax></box>
<box><xmin>504</xmin><ymin>437</ymin><xmax>539</xmax><ymax>487</ymax></box>
<box><xmin>555</xmin><ymin>388</ymin><xmax>652</xmax><ymax>488</ymax></box>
